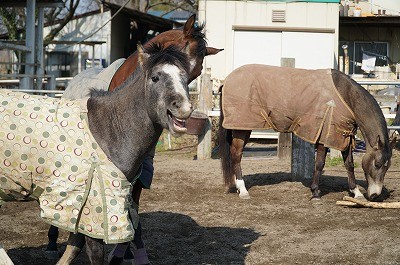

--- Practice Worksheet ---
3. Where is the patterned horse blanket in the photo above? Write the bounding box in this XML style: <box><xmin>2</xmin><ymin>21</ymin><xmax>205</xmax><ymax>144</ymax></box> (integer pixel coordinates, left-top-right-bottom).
<box><xmin>222</xmin><ymin>64</ymin><xmax>357</xmax><ymax>151</ymax></box>
<box><xmin>0</xmin><ymin>89</ymin><xmax>137</xmax><ymax>244</ymax></box>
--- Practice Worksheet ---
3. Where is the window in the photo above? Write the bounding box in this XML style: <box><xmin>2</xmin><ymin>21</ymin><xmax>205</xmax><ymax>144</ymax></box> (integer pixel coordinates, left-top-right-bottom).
<box><xmin>339</xmin><ymin>41</ymin><xmax>389</xmax><ymax>75</ymax></box>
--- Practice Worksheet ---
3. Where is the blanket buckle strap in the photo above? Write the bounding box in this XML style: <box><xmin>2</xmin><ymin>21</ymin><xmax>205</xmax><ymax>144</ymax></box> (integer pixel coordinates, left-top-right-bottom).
<box><xmin>26</xmin><ymin>186</ymin><xmax>45</xmax><ymax>201</ymax></box>
<box><xmin>260</xmin><ymin>109</ymin><xmax>278</xmax><ymax>131</ymax></box>
<box><xmin>288</xmin><ymin>117</ymin><xmax>302</xmax><ymax>132</ymax></box>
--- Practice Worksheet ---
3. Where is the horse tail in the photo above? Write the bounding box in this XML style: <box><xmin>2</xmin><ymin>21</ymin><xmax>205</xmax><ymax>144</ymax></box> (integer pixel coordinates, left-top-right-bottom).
<box><xmin>218</xmin><ymin>85</ymin><xmax>235</xmax><ymax>189</ymax></box>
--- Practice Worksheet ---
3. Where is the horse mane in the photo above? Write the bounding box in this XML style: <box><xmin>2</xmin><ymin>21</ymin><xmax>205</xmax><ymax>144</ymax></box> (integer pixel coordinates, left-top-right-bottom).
<box><xmin>191</xmin><ymin>23</ymin><xmax>208</xmax><ymax>57</ymax></box>
<box><xmin>89</xmin><ymin>88</ymin><xmax>111</xmax><ymax>97</ymax></box>
<box><xmin>144</xmin><ymin>43</ymin><xmax>190</xmax><ymax>74</ymax></box>
<box><xmin>332</xmin><ymin>69</ymin><xmax>391</xmax><ymax>159</ymax></box>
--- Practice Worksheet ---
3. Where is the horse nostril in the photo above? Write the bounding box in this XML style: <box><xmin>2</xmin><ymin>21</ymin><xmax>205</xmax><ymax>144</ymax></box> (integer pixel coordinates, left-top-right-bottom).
<box><xmin>369</xmin><ymin>193</ymin><xmax>378</xmax><ymax>200</ymax></box>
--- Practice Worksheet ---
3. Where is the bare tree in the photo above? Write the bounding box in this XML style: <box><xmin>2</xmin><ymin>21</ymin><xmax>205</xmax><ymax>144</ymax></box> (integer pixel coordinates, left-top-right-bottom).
<box><xmin>0</xmin><ymin>8</ymin><xmax>25</xmax><ymax>40</ymax></box>
<box><xmin>0</xmin><ymin>0</ymin><xmax>101</xmax><ymax>43</ymax></box>
<box><xmin>44</xmin><ymin>0</ymin><xmax>80</xmax><ymax>43</ymax></box>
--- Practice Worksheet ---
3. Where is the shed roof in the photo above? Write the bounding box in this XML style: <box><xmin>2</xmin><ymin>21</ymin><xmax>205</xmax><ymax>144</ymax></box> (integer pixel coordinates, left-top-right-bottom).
<box><xmin>0</xmin><ymin>0</ymin><xmax>64</xmax><ymax>8</ymax></box>
<box><xmin>340</xmin><ymin>16</ymin><xmax>400</xmax><ymax>27</ymax></box>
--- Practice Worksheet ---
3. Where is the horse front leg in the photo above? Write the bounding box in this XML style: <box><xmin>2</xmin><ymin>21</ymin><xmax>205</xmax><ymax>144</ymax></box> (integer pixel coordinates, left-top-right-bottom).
<box><xmin>45</xmin><ymin>225</ymin><xmax>60</xmax><ymax>259</ymax></box>
<box><xmin>56</xmin><ymin>232</ymin><xmax>85</xmax><ymax>265</ymax></box>
<box><xmin>231</xmin><ymin>130</ymin><xmax>251</xmax><ymax>199</ymax></box>
<box><xmin>108</xmin><ymin>182</ymin><xmax>150</xmax><ymax>265</ymax></box>
<box><xmin>85</xmin><ymin>236</ymin><xmax>104</xmax><ymax>265</ymax></box>
<box><xmin>310</xmin><ymin>143</ymin><xmax>328</xmax><ymax>200</ymax></box>
<box><xmin>342</xmin><ymin>144</ymin><xmax>365</xmax><ymax>199</ymax></box>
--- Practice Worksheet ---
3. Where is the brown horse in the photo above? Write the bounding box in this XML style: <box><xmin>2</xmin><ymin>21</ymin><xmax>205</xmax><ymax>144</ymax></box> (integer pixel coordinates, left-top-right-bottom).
<box><xmin>46</xmin><ymin>14</ymin><xmax>223</xmax><ymax>263</ymax></box>
<box><xmin>219</xmin><ymin>65</ymin><xmax>392</xmax><ymax>201</ymax></box>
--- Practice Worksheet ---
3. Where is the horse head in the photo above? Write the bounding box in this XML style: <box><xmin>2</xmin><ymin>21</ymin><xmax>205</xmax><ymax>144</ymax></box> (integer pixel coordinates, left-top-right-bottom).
<box><xmin>146</xmin><ymin>14</ymin><xmax>223</xmax><ymax>84</ymax></box>
<box><xmin>137</xmin><ymin>43</ymin><xmax>193</xmax><ymax>137</ymax></box>
<box><xmin>362</xmin><ymin>134</ymin><xmax>392</xmax><ymax>199</ymax></box>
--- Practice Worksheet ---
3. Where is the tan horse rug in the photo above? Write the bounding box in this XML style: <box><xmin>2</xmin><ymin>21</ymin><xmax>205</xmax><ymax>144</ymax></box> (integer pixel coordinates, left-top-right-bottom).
<box><xmin>222</xmin><ymin>64</ymin><xmax>357</xmax><ymax>151</ymax></box>
<box><xmin>0</xmin><ymin>89</ymin><xmax>137</xmax><ymax>244</ymax></box>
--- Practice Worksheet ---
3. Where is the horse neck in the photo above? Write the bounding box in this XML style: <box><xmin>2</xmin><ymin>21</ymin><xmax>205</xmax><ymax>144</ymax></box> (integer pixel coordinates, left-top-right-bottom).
<box><xmin>109</xmin><ymin>55</ymin><xmax>139</xmax><ymax>91</ymax></box>
<box><xmin>109</xmin><ymin>30</ymin><xmax>183</xmax><ymax>91</ymax></box>
<box><xmin>332</xmin><ymin>70</ymin><xmax>389</xmax><ymax>153</ymax></box>
<box><xmin>87</xmin><ymin>75</ymin><xmax>162</xmax><ymax>180</ymax></box>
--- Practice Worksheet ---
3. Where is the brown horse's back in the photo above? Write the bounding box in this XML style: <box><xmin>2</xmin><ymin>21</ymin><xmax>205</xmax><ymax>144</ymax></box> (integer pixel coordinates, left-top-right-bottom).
<box><xmin>221</xmin><ymin>64</ymin><xmax>356</xmax><ymax>151</ymax></box>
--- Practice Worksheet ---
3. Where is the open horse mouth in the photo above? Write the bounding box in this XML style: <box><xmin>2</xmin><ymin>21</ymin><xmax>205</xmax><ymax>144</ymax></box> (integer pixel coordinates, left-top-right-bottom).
<box><xmin>167</xmin><ymin>110</ymin><xmax>187</xmax><ymax>134</ymax></box>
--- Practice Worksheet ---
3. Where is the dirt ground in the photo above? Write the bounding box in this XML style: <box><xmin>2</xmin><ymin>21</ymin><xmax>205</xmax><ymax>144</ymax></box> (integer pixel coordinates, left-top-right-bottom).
<box><xmin>2</xmin><ymin>145</ymin><xmax>400</xmax><ymax>265</ymax></box>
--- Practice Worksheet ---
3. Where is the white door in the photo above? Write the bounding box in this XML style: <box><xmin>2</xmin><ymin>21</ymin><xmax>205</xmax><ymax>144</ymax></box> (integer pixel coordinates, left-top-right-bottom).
<box><xmin>281</xmin><ymin>31</ymin><xmax>334</xmax><ymax>69</ymax></box>
<box><xmin>233</xmin><ymin>30</ymin><xmax>335</xmax><ymax>70</ymax></box>
<box><xmin>233</xmin><ymin>31</ymin><xmax>282</xmax><ymax>70</ymax></box>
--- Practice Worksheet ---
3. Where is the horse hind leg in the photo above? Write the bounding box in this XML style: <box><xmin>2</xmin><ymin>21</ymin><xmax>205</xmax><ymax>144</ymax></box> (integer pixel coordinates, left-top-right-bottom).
<box><xmin>310</xmin><ymin>144</ymin><xmax>328</xmax><ymax>200</ymax></box>
<box><xmin>231</xmin><ymin>130</ymin><xmax>251</xmax><ymax>199</ymax></box>
<box><xmin>85</xmin><ymin>236</ymin><xmax>104</xmax><ymax>265</ymax></box>
<box><xmin>341</xmin><ymin>145</ymin><xmax>366</xmax><ymax>199</ymax></box>
<box><xmin>56</xmin><ymin>232</ymin><xmax>85</xmax><ymax>265</ymax></box>
<box><xmin>45</xmin><ymin>225</ymin><xmax>60</xmax><ymax>260</ymax></box>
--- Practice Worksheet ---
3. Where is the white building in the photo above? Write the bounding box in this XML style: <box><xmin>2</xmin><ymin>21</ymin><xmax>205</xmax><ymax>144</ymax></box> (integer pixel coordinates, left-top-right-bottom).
<box><xmin>198</xmin><ymin>0</ymin><xmax>340</xmax><ymax>80</ymax></box>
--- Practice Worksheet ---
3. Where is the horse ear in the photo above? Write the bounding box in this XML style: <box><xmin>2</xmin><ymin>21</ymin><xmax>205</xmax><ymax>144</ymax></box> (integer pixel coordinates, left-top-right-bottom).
<box><xmin>390</xmin><ymin>136</ymin><xmax>398</xmax><ymax>150</ymax></box>
<box><xmin>389</xmin><ymin>132</ymin><xmax>400</xmax><ymax>150</ymax></box>
<box><xmin>183</xmin><ymin>14</ymin><xmax>196</xmax><ymax>37</ymax></box>
<box><xmin>374</xmin><ymin>135</ymin><xmax>383</xmax><ymax>150</ymax></box>
<box><xmin>137</xmin><ymin>42</ymin><xmax>149</xmax><ymax>67</ymax></box>
<box><xmin>206</xmin><ymin>47</ymin><xmax>224</xmax><ymax>56</ymax></box>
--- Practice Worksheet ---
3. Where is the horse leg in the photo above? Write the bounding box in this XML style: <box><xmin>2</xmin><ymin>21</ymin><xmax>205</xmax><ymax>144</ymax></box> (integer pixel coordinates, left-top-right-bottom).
<box><xmin>85</xmin><ymin>236</ymin><xmax>104</xmax><ymax>265</ymax></box>
<box><xmin>231</xmin><ymin>130</ymin><xmax>251</xmax><ymax>199</ymax></box>
<box><xmin>341</xmin><ymin>145</ymin><xmax>365</xmax><ymax>199</ymax></box>
<box><xmin>56</xmin><ymin>232</ymin><xmax>85</xmax><ymax>265</ymax></box>
<box><xmin>310</xmin><ymin>143</ymin><xmax>327</xmax><ymax>200</ymax></box>
<box><xmin>108</xmin><ymin>182</ymin><xmax>149</xmax><ymax>265</ymax></box>
<box><xmin>45</xmin><ymin>225</ymin><xmax>60</xmax><ymax>259</ymax></box>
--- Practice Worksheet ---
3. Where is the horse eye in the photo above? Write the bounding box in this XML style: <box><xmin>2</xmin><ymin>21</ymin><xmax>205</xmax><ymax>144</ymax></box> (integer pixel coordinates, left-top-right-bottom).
<box><xmin>151</xmin><ymin>76</ymin><xmax>159</xmax><ymax>83</ymax></box>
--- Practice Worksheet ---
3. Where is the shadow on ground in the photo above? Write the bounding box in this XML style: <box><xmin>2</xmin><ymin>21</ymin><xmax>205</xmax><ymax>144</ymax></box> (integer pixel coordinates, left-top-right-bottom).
<box><xmin>140</xmin><ymin>211</ymin><xmax>261</xmax><ymax>265</ymax></box>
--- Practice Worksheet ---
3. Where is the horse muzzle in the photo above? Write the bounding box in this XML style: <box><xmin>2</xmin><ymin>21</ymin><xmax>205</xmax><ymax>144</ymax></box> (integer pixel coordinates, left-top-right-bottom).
<box><xmin>367</xmin><ymin>181</ymin><xmax>383</xmax><ymax>200</ymax></box>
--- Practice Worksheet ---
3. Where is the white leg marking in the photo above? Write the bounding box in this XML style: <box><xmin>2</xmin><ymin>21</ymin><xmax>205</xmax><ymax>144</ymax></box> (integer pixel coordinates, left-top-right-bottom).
<box><xmin>235</xmin><ymin>179</ymin><xmax>250</xmax><ymax>199</ymax></box>
<box><xmin>350</xmin><ymin>185</ymin><xmax>366</xmax><ymax>200</ymax></box>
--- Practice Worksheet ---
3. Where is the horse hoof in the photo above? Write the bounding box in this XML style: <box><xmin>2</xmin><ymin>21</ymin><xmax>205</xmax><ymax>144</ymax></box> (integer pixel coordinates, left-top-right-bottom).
<box><xmin>239</xmin><ymin>193</ymin><xmax>251</xmax><ymax>199</ymax></box>
<box><xmin>354</xmin><ymin>195</ymin><xmax>367</xmax><ymax>201</ymax></box>
<box><xmin>226</xmin><ymin>187</ymin><xmax>237</xmax><ymax>194</ymax></box>
<box><xmin>310</xmin><ymin>197</ymin><xmax>322</xmax><ymax>204</ymax></box>
<box><xmin>44</xmin><ymin>250</ymin><xmax>59</xmax><ymax>260</ymax></box>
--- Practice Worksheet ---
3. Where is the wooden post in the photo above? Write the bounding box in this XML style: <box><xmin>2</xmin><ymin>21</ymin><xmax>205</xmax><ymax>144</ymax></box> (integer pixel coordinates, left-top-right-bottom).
<box><xmin>197</xmin><ymin>70</ymin><xmax>212</xmax><ymax>159</ymax></box>
<box><xmin>339</xmin><ymin>56</ymin><xmax>344</xmax><ymax>73</ymax></box>
<box><xmin>342</xmin><ymin>45</ymin><xmax>349</xmax><ymax>75</ymax></box>
<box><xmin>277</xmin><ymin>133</ymin><xmax>291</xmax><ymax>160</ymax></box>
<box><xmin>278</xmin><ymin>58</ymin><xmax>295</xmax><ymax>160</ymax></box>
<box><xmin>281</xmin><ymin>58</ymin><xmax>315</xmax><ymax>180</ymax></box>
